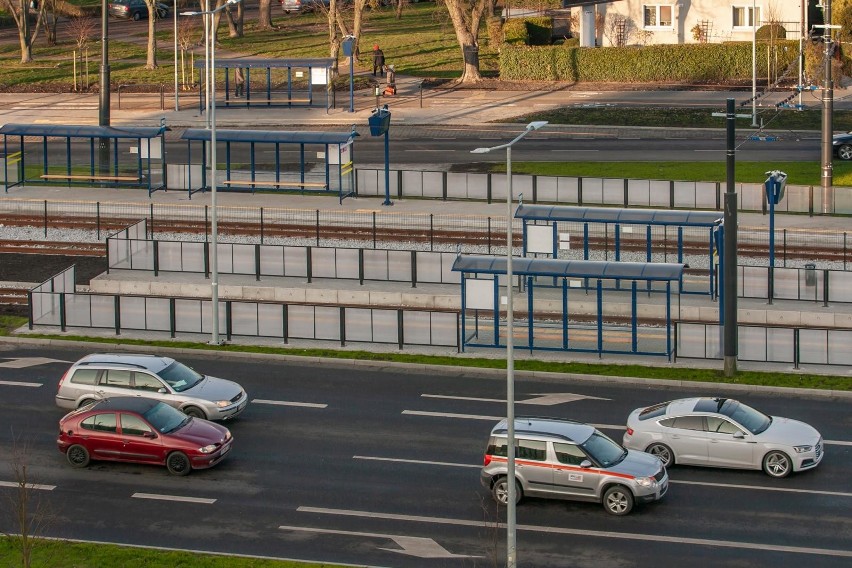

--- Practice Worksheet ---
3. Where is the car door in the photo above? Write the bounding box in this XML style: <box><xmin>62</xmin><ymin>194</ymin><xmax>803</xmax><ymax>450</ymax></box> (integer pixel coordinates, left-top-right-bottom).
<box><xmin>705</xmin><ymin>416</ymin><xmax>755</xmax><ymax>468</ymax></box>
<box><xmin>79</xmin><ymin>413</ymin><xmax>123</xmax><ymax>460</ymax></box>
<box><xmin>97</xmin><ymin>369</ymin><xmax>134</xmax><ymax>399</ymax></box>
<box><xmin>132</xmin><ymin>371</ymin><xmax>171</xmax><ymax>404</ymax></box>
<box><xmin>659</xmin><ymin>415</ymin><xmax>709</xmax><ymax>464</ymax></box>
<box><xmin>118</xmin><ymin>412</ymin><xmax>163</xmax><ymax>463</ymax></box>
<box><xmin>552</xmin><ymin>442</ymin><xmax>599</xmax><ymax>498</ymax></box>
<box><xmin>514</xmin><ymin>438</ymin><xmax>552</xmax><ymax>496</ymax></box>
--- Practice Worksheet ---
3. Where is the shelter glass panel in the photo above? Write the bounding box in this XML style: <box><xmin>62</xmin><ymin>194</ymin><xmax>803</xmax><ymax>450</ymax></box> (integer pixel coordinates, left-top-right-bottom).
<box><xmin>260</xmin><ymin>245</ymin><xmax>285</xmax><ymax>276</ymax></box>
<box><xmin>416</xmin><ymin>252</ymin><xmax>442</xmax><ymax>283</ymax></box>
<box><xmin>467</xmin><ymin>172</ymin><xmax>489</xmax><ymax>200</ymax></box>
<box><xmin>430</xmin><ymin>313</ymin><xmax>458</xmax><ymax>347</ymax></box>
<box><xmin>672</xmin><ymin>181</ymin><xmax>697</xmax><ymax>208</ymax></box>
<box><xmin>828</xmin><ymin>330</ymin><xmax>852</xmax><ymax>365</ymax></box>
<box><xmin>602</xmin><ymin>178</ymin><xmax>623</xmax><ymax>205</ymax></box>
<box><xmin>440</xmin><ymin>252</ymin><xmax>460</xmax><ymax>284</ymax></box>
<box><xmin>158</xmin><ymin>241</ymin><xmax>184</xmax><ymax>272</ymax></box>
<box><xmin>65</xmin><ymin>295</ymin><xmax>92</xmax><ymax>327</ymax></box>
<box><xmin>90</xmin><ymin>295</ymin><xmax>116</xmax><ymax>328</ymax></box>
<box><xmin>232</xmin><ymin>244</ymin><xmax>256</xmax><ymax>275</ymax></box>
<box><xmin>402</xmin><ymin>170</ymin><xmax>424</xmax><ymax>198</ymax></box>
<box><xmin>372</xmin><ymin>309</ymin><xmax>399</xmax><ymax>343</ymax></box>
<box><xmin>356</xmin><ymin>169</ymin><xmax>379</xmax><ymax>197</ymax></box>
<box><xmin>312</xmin><ymin>248</ymin><xmax>337</xmax><ymax>278</ymax></box>
<box><xmin>144</xmin><ymin>297</ymin><xmax>171</xmax><ymax>331</ymax></box>
<box><xmin>627</xmin><ymin>179</ymin><xmax>651</xmax><ymax>207</ymax></box>
<box><xmin>738</xmin><ymin>326</ymin><xmax>768</xmax><ymax>361</ymax></box>
<box><xmin>677</xmin><ymin>322</ymin><xmax>708</xmax><ymax>358</ymax></box>
<box><xmin>200</xmin><ymin>299</ymin><xmax>226</xmax><ymax>335</ymax></box>
<box><xmin>119</xmin><ymin>296</ymin><xmax>146</xmax><ymax>329</ymax></box>
<box><xmin>766</xmin><ymin>327</ymin><xmax>794</xmax><ymax>363</ymax></box>
<box><xmin>363</xmin><ymin>249</ymin><xmax>389</xmax><ymax>281</ymax></box>
<box><xmin>388</xmin><ymin>250</ymin><xmax>412</xmax><ymax>281</ymax></box>
<box><xmin>214</xmin><ymin>243</ymin><xmax>233</xmax><ymax>274</ymax></box>
<box><xmin>582</xmin><ymin>178</ymin><xmax>603</xmax><ymax>204</ymax></box>
<box><xmin>695</xmin><ymin>182</ymin><xmax>718</xmax><ymax>209</ymax></box>
<box><xmin>798</xmin><ymin>269</ymin><xmax>824</xmax><ymax>302</ymax></box>
<box><xmin>344</xmin><ymin>308</ymin><xmax>373</xmax><ymax>342</ymax></box>
<box><xmin>835</xmin><ymin>187</ymin><xmax>852</xmax><ymax>213</ymax></box>
<box><xmin>175</xmin><ymin>299</ymin><xmax>202</xmax><ymax>333</ymax></box>
<box><xmin>649</xmin><ymin>179</ymin><xmax>670</xmax><ymax>207</ymax></box>
<box><xmin>231</xmin><ymin>302</ymin><xmax>259</xmax><ymax>336</ymax></box>
<box><xmin>423</xmin><ymin>171</ymin><xmax>444</xmax><ymax>198</ymax></box>
<box><xmin>739</xmin><ymin>184</ymin><xmax>762</xmax><ymax>211</ymax></box>
<box><xmin>829</xmin><ymin>271</ymin><xmax>852</xmax><ymax>302</ymax></box>
<box><xmin>772</xmin><ymin>267</ymin><xmax>800</xmax><ymax>300</ymax></box>
<box><xmin>447</xmin><ymin>172</ymin><xmax>467</xmax><ymax>199</ymax></box>
<box><xmin>335</xmin><ymin>248</ymin><xmax>360</xmax><ymax>279</ymax></box>
<box><xmin>284</xmin><ymin>246</ymin><xmax>308</xmax><ymax>277</ymax></box>
<box><xmin>131</xmin><ymin>240</ymin><xmax>154</xmax><ymax>270</ymax></box>
<box><xmin>783</xmin><ymin>185</ymin><xmax>809</xmax><ymax>213</ymax></box>
<box><xmin>403</xmin><ymin>311</ymin><xmax>432</xmax><ymax>345</ymax></box>
<box><xmin>799</xmin><ymin>328</ymin><xmax>828</xmax><ymax>364</ymax></box>
<box><xmin>182</xmin><ymin>242</ymin><xmax>206</xmax><ymax>273</ymax></box>
<box><xmin>314</xmin><ymin>306</ymin><xmax>340</xmax><ymax>340</ymax></box>
<box><xmin>257</xmin><ymin>304</ymin><xmax>284</xmax><ymax>338</ymax></box>
<box><xmin>109</xmin><ymin>239</ymin><xmax>131</xmax><ymax>269</ymax></box>
<box><xmin>513</xmin><ymin>175</ymin><xmax>534</xmax><ymax>203</ymax></box>
<box><xmin>288</xmin><ymin>305</ymin><xmax>315</xmax><ymax>339</ymax></box>
<box><xmin>537</xmin><ymin>176</ymin><xmax>558</xmax><ymax>203</ymax></box>
<box><xmin>740</xmin><ymin>266</ymin><xmax>768</xmax><ymax>298</ymax></box>
<box><xmin>491</xmin><ymin>174</ymin><xmax>507</xmax><ymax>202</ymax></box>
<box><xmin>557</xmin><ymin>176</ymin><xmax>579</xmax><ymax>204</ymax></box>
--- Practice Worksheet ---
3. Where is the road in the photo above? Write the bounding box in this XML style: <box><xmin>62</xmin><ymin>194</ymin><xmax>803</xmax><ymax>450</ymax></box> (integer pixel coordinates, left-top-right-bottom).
<box><xmin>1</xmin><ymin>345</ymin><xmax>849</xmax><ymax>567</ymax></box>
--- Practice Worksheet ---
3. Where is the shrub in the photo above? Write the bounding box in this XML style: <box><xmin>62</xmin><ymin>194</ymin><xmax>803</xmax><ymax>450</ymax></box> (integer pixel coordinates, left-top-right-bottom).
<box><xmin>525</xmin><ymin>17</ymin><xmax>553</xmax><ymax>46</ymax></box>
<box><xmin>503</xmin><ymin>18</ymin><xmax>529</xmax><ymax>45</ymax></box>
<box><xmin>755</xmin><ymin>23</ymin><xmax>787</xmax><ymax>40</ymax></box>
<box><xmin>487</xmin><ymin>16</ymin><xmax>504</xmax><ymax>48</ymax></box>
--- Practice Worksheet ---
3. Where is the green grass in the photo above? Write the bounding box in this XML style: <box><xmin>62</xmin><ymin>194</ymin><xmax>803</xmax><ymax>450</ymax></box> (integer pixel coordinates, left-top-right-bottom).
<box><xmin>0</xmin><ymin>316</ymin><xmax>27</xmax><ymax>336</ymax></box>
<box><xmin>498</xmin><ymin>161</ymin><xmax>852</xmax><ymax>187</ymax></box>
<box><xmin>15</xmin><ymin>329</ymin><xmax>851</xmax><ymax>391</ymax></box>
<box><xmin>0</xmin><ymin>537</ymin><xmax>343</xmax><ymax>567</ymax></box>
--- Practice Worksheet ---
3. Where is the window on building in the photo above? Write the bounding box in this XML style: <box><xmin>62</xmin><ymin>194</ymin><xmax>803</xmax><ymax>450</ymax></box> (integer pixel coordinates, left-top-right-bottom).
<box><xmin>644</xmin><ymin>5</ymin><xmax>673</xmax><ymax>28</ymax></box>
<box><xmin>733</xmin><ymin>5</ymin><xmax>761</xmax><ymax>28</ymax></box>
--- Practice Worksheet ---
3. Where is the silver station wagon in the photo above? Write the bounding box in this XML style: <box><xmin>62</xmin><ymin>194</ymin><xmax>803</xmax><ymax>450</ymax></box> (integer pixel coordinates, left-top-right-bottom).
<box><xmin>481</xmin><ymin>417</ymin><xmax>668</xmax><ymax>516</ymax></box>
<box><xmin>56</xmin><ymin>354</ymin><xmax>248</xmax><ymax>421</ymax></box>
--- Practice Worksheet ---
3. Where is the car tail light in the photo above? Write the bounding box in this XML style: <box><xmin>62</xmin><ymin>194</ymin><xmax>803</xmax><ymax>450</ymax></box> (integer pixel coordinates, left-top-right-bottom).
<box><xmin>57</xmin><ymin>368</ymin><xmax>70</xmax><ymax>392</ymax></box>
<box><xmin>483</xmin><ymin>454</ymin><xmax>492</xmax><ymax>466</ymax></box>
<box><xmin>626</xmin><ymin>427</ymin><xmax>634</xmax><ymax>436</ymax></box>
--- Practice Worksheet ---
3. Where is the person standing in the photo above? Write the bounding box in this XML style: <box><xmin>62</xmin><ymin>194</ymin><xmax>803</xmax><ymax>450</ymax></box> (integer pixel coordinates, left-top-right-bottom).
<box><xmin>372</xmin><ymin>45</ymin><xmax>385</xmax><ymax>77</ymax></box>
<box><xmin>234</xmin><ymin>67</ymin><xmax>245</xmax><ymax>98</ymax></box>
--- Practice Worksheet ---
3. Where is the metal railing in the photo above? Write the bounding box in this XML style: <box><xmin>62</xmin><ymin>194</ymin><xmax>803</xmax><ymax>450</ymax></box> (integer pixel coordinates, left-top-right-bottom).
<box><xmin>117</xmin><ymin>83</ymin><xmax>166</xmax><ymax>110</ymax></box>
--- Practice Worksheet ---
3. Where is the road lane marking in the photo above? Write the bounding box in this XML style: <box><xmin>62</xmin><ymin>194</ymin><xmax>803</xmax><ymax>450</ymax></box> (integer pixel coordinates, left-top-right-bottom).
<box><xmin>353</xmin><ymin>455</ymin><xmax>480</xmax><ymax>469</ymax></box>
<box><xmin>0</xmin><ymin>481</ymin><xmax>55</xmax><ymax>491</ymax></box>
<box><xmin>670</xmin><ymin>480</ymin><xmax>852</xmax><ymax>498</ymax></box>
<box><xmin>550</xmin><ymin>149</ymin><xmax>599</xmax><ymax>152</ymax></box>
<box><xmin>402</xmin><ymin>410</ymin><xmax>623</xmax><ymax>430</ymax></box>
<box><xmin>826</xmin><ymin>440</ymin><xmax>852</xmax><ymax>446</ymax></box>
<box><xmin>252</xmin><ymin>399</ymin><xmax>327</xmax><ymax>408</ymax></box>
<box><xmin>131</xmin><ymin>493</ymin><xmax>216</xmax><ymax>504</ymax></box>
<box><xmin>422</xmin><ymin>393</ymin><xmax>610</xmax><ymax>405</ymax></box>
<box><xmin>297</xmin><ymin>506</ymin><xmax>852</xmax><ymax>558</ymax></box>
<box><xmin>0</xmin><ymin>357</ymin><xmax>70</xmax><ymax>368</ymax></box>
<box><xmin>0</xmin><ymin>380</ymin><xmax>42</xmax><ymax>387</ymax></box>
<box><xmin>278</xmin><ymin>526</ymin><xmax>479</xmax><ymax>559</ymax></box>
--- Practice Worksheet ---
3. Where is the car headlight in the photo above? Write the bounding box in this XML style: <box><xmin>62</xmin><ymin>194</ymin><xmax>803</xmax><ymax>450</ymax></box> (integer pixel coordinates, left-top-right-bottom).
<box><xmin>635</xmin><ymin>476</ymin><xmax>655</xmax><ymax>488</ymax></box>
<box><xmin>793</xmin><ymin>445</ymin><xmax>813</xmax><ymax>453</ymax></box>
<box><xmin>215</xmin><ymin>400</ymin><xmax>230</xmax><ymax>408</ymax></box>
<box><xmin>198</xmin><ymin>444</ymin><xmax>218</xmax><ymax>454</ymax></box>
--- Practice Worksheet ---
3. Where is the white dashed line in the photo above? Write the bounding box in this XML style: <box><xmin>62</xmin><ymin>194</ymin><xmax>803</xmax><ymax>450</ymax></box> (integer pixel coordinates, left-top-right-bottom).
<box><xmin>132</xmin><ymin>493</ymin><xmax>216</xmax><ymax>504</ymax></box>
<box><xmin>252</xmin><ymin>399</ymin><xmax>327</xmax><ymax>408</ymax></box>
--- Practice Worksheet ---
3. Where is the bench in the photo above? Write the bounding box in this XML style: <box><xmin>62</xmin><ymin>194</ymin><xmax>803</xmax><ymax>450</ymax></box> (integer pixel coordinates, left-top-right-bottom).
<box><xmin>222</xmin><ymin>179</ymin><xmax>327</xmax><ymax>189</ymax></box>
<box><xmin>235</xmin><ymin>98</ymin><xmax>312</xmax><ymax>105</ymax></box>
<box><xmin>41</xmin><ymin>174</ymin><xmax>141</xmax><ymax>182</ymax></box>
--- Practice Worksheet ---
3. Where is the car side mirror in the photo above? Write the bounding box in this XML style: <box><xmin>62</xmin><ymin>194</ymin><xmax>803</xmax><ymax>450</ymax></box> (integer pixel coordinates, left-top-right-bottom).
<box><xmin>143</xmin><ymin>431</ymin><xmax>157</xmax><ymax>439</ymax></box>
<box><xmin>733</xmin><ymin>431</ymin><xmax>745</xmax><ymax>439</ymax></box>
<box><xmin>580</xmin><ymin>460</ymin><xmax>592</xmax><ymax>468</ymax></box>
<box><xmin>157</xmin><ymin>388</ymin><xmax>167</xmax><ymax>394</ymax></box>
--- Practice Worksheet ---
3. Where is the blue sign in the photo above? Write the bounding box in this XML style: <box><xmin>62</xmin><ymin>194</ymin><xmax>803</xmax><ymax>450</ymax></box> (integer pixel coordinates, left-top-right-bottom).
<box><xmin>764</xmin><ymin>170</ymin><xmax>788</xmax><ymax>205</ymax></box>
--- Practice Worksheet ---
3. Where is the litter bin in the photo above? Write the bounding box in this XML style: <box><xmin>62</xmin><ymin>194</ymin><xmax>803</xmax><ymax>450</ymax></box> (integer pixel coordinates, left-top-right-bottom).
<box><xmin>804</xmin><ymin>263</ymin><xmax>816</xmax><ymax>287</ymax></box>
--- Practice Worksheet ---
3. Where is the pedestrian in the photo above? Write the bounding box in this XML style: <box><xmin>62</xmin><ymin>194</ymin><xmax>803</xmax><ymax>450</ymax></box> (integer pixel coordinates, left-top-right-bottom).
<box><xmin>372</xmin><ymin>44</ymin><xmax>385</xmax><ymax>77</ymax></box>
<box><xmin>234</xmin><ymin>67</ymin><xmax>244</xmax><ymax>98</ymax></box>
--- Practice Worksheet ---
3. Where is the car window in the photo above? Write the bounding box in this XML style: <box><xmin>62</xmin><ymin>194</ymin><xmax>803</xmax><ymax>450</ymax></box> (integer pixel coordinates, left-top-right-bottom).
<box><xmin>143</xmin><ymin>401</ymin><xmax>191</xmax><ymax>434</ymax></box>
<box><xmin>133</xmin><ymin>372</ymin><xmax>164</xmax><ymax>392</ymax></box>
<box><xmin>101</xmin><ymin>369</ymin><xmax>131</xmax><ymax>387</ymax></box>
<box><xmin>554</xmin><ymin>442</ymin><xmax>586</xmax><ymax>465</ymax></box>
<box><xmin>659</xmin><ymin>417</ymin><xmax>676</xmax><ymax>428</ymax></box>
<box><xmin>120</xmin><ymin>414</ymin><xmax>153</xmax><ymax>436</ymax></box>
<box><xmin>706</xmin><ymin>416</ymin><xmax>744</xmax><ymax>435</ymax></box>
<box><xmin>157</xmin><ymin>361</ymin><xmax>203</xmax><ymax>392</ymax></box>
<box><xmin>516</xmin><ymin>439</ymin><xmax>547</xmax><ymax>461</ymax></box>
<box><xmin>81</xmin><ymin>413</ymin><xmax>118</xmax><ymax>433</ymax></box>
<box><xmin>671</xmin><ymin>415</ymin><xmax>705</xmax><ymax>431</ymax></box>
<box><xmin>70</xmin><ymin>368</ymin><xmax>100</xmax><ymax>385</ymax></box>
<box><xmin>579</xmin><ymin>431</ymin><xmax>627</xmax><ymax>468</ymax></box>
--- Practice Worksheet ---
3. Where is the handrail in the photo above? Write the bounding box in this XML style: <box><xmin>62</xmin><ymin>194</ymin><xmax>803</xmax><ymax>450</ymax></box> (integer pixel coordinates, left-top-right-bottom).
<box><xmin>117</xmin><ymin>83</ymin><xmax>166</xmax><ymax>110</ymax></box>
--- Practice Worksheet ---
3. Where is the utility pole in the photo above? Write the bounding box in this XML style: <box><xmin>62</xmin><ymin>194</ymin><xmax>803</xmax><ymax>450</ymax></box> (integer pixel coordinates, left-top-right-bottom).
<box><xmin>724</xmin><ymin>98</ymin><xmax>738</xmax><ymax>377</ymax></box>
<box><xmin>820</xmin><ymin>0</ymin><xmax>835</xmax><ymax>214</ymax></box>
<box><xmin>99</xmin><ymin>0</ymin><xmax>111</xmax><ymax>174</ymax></box>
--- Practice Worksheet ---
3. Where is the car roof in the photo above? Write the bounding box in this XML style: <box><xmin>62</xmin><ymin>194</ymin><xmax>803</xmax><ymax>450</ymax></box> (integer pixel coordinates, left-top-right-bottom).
<box><xmin>665</xmin><ymin>397</ymin><xmax>741</xmax><ymax>416</ymax></box>
<box><xmin>75</xmin><ymin>353</ymin><xmax>174</xmax><ymax>373</ymax></box>
<box><xmin>86</xmin><ymin>396</ymin><xmax>160</xmax><ymax>413</ymax></box>
<box><xmin>491</xmin><ymin>417</ymin><xmax>594</xmax><ymax>444</ymax></box>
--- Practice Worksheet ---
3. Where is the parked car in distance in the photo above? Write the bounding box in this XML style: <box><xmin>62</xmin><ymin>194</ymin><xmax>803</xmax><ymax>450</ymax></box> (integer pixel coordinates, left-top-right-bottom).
<box><xmin>58</xmin><ymin>397</ymin><xmax>233</xmax><ymax>475</ymax></box>
<box><xmin>481</xmin><ymin>417</ymin><xmax>668</xmax><ymax>516</ymax></box>
<box><xmin>56</xmin><ymin>353</ymin><xmax>248</xmax><ymax>421</ymax></box>
<box><xmin>623</xmin><ymin>397</ymin><xmax>823</xmax><ymax>478</ymax></box>
<box><xmin>280</xmin><ymin>0</ymin><xmax>329</xmax><ymax>13</ymax></box>
<box><xmin>108</xmin><ymin>0</ymin><xmax>169</xmax><ymax>20</ymax></box>
<box><xmin>833</xmin><ymin>132</ymin><xmax>852</xmax><ymax>160</ymax></box>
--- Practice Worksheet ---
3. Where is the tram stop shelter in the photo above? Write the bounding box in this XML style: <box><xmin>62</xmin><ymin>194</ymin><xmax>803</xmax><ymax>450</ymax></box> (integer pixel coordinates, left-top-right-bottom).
<box><xmin>515</xmin><ymin>204</ymin><xmax>723</xmax><ymax>296</ymax></box>
<box><xmin>453</xmin><ymin>254</ymin><xmax>685</xmax><ymax>359</ymax></box>
<box><xmin>178</xmin><ymin>128</ymin><xmax>357</xmax><ymax>202</ymax></box>
<box><xmin>197</xmin><ymin>58</ymin><xmax>335</xmax><ymax>111</ymax></box>
<box><xmin>0</xmin><ymin>123</ymin><xmax>168</xmax><ymax>195</ymax></box>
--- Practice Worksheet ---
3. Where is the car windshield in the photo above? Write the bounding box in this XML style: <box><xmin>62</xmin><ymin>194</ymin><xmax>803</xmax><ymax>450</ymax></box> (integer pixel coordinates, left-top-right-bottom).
<box><xmin>579</xmin><ymin>431</ymin><xmax>627</xmax><ymax>468</ymax></box>
<box><xmin>158</xmin><ymin>361</ymin><xmax>204</xmax><ymax>392</ymax></box>
<box><xmin>143</xmin><ymin>402</ymin><xmax>191</xmax><ymax>434</ymax></box>
<box><xmin>718</xmin><ymin>399</ymin><xmax>772</xmax><ymax>434</ymax></box>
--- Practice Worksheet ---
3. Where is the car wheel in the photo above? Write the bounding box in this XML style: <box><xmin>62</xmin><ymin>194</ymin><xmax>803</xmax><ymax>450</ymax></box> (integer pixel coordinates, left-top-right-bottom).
<box><xmin>66</xmin><ymin>444</ymin><xmax>90</xmax><ymax>468</ymax></box>
<box><xmin>77</xmin><ymin>398</ymin><xmax>98</xmax><ymax>409</ymax></box>
<box><xmin>603</xmin><ymin>485</ymin><xmax>634</xmax><ymax>516</ymax></box>
<box><xmin>491</xmin><ymin>476</ymin><xmax>522</xmax><ymax>506</ymax></box>
<box><xmin>763</xmin><ymin>450</ymin><xmax>792</xmax><ymax>478</ymax></box>
<box><xmin>646</xmin><ymin>442</ymin><xmax>674</xmax><ymax>467</ymax></box>
<box><xmin>166</xmin><ymin>451</ymin><xmax>192</xmax><ymax>476</ymax></box>
<box><xmin>183</xmin><ymin>406</ymin><xmax>206</xmax><ymax>419</ymax></box>
<box><xmin>132</xmin><ymin>11</ymin><xmax>141</xmax><ymax>20</ymax></box>
<box><xmin>837</xmin><ymin>144</ymin><xmax>852</xmax><ymax>160</ymax></box>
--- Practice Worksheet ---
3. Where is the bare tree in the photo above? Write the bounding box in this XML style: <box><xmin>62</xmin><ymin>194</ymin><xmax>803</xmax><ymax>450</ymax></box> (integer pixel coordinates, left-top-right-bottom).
<box><xmin>41</xmin><ymin>0</ymin><xmax>59</xmax><ymax>46</ymax></box>
<box><xmin>2</xmin><ymin>431</ymin><xmax>55</xmax><ymax>568</ymax></box>
<box><xmin>68</xmin><ymin>16</ymin><xmax>97</xmax><ymax>89</ymax></box>
<box><xmin>441</xmin><ymin>0</ymin><xmax>490</xmax><ymax>83</ymax></box>
<box><xmin>603</xmin><ymin>14</ymin><xmax>634</xmax><ymax>47</ymax></box>
<box><xmin>178</xmin><ymin>15</ymin><xmax>200</xmax><ymax>89</ymax></box>
<box><xmin>0</xmin><ymin>0</ymin><xmax>47</xmax><ymax>63</ymax></box>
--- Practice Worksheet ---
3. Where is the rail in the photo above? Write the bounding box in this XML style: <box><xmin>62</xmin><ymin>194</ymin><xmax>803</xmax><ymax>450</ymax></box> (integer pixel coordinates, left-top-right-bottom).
<box><xmin>117</xmin><ymin>83</ymin><xmax>166</xmax><ymax>110</ymax></box>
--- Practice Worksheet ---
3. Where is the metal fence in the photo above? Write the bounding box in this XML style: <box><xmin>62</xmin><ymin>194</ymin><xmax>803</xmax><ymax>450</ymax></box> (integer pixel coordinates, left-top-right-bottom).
<box><xmin>739</xmin><ymin>265</ymin><xmax>852</xmax><ymax>303</ymax></box>
<box><xmin>676</xmin><ymin>321</ymin><xmax>852</xmax><ymax>367</ymax></box>
<box><xmin>28</xmin><ymin>266</ymin><xmax>460</xmax><ymax>349</ymax></box>
<box><xmin>357</xmin><ymin>169</ymin><xmax>852</xmax><ymax>215</ymax></box>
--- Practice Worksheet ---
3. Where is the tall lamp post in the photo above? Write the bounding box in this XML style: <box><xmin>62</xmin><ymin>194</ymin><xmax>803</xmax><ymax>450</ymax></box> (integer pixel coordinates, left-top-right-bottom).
<box><xmin>174</xmin><ymin>1</ymin><xmax>179</xmax><ymax>111</ymax></box>
<box><xmin>751</xmin><ymin>0</ymin><xmax>758</xmax><ymax>127</ymax></box>
<box><xmin>181</xmin><ymin>0</ymin><xmax>243</xmax><ymax>345</ymax></box>
<box><xmin>471</xmin><ymin>120</ymin><xmax>547</xmax><ymax>568</ymax></box>
<box><xmin>99</xmin><ymin>0</ymin><xmax>111</xmax><ymax>174</ymax></box>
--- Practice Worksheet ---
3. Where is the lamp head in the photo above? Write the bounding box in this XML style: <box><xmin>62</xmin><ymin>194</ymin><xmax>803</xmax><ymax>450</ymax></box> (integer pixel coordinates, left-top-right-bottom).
<box><xmin>527</xmin><ymin>121</ymin><xmax>548</xmax><ymax>131</ymax></box>
<box><xmin>470</xmin><ymin>147</ymin><xmax>491</xmax><ymax>154</ymax></box>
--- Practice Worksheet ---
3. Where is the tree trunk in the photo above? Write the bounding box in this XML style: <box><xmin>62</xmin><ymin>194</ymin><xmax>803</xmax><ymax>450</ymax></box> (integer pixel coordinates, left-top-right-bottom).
<box><xmin>395</xmin><ymin>0</ymin><xmax>403</xmax><ymax>19</ymax></box>
<box><xmin>443</xmin><ymin>0</ymin><xmax>487</xmax><ymax>83</ymax></box>
<box><xmin>225</xmin><ymin>2</ymin><xmax>243</xmax><ymax>38</ymax></box>
<box><xmin>145</xmin><ymin>2</ymin><xmax>158</xmax><ymax>69</ymax></box>
<box><xmin>257</xmin><ymin>0</ymin><xmax>273</xmax><ymax>30</ymax></box>
<box><xmin>352</xmin><ymin>0</ymin><xmax>367</xmax><ymax>58</ymax></box>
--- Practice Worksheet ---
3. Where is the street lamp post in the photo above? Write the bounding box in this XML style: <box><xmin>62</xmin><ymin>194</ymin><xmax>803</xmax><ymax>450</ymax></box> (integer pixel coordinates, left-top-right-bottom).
<box><xmin>99</xmin><ymin>0</ymin><xmax>111</xmax><ymax>174</ymax></box>
<box><xmin>471</xmin><ymin>120</ymin><xmax>547</xmax><ymax>568</ymax></box>
<box><xmin>182</xmin><ymin>0</ymin><xmax>243</xmax><ymax>345</ymax></box>
<box><xmin>174</xmin><ymin>1</ymin><xmax>179</xmax><ymax>111</ymax></box>
<box><xmin>751</xmin><ymin>0</ymin><xmax>758</xmax><ymax>127</ymax></box>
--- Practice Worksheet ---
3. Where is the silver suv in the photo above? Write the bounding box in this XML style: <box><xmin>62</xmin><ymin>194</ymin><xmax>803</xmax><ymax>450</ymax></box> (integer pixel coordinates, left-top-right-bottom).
<box><xmin>56</xmin><ymin>354</ymin><xmax>248</xmax><ymax>421</ymax></box>
<box><xmin>481</xmin><ymin>417</ymin><xmax>668</xmax><ymax>515</ymax></box>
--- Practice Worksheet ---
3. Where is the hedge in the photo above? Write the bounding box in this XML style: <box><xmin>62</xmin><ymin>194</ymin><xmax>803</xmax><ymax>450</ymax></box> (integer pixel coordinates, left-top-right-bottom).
<box><xmin>499</xmin><ymin>41</ymin><xmax>800</xmax><ymax>82</ymax></box>
<box><xmin>503</xmin><ymin>18</ymin><xmax>528</xmax><ymax>45</ymax></box>
<box><xmin>525</xmin><ymin>17</ymin><xmax>552</xmax><ymax>46</ymax></box>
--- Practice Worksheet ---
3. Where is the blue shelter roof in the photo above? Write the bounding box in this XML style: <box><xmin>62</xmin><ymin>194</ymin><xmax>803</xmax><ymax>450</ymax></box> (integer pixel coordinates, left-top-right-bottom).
<box><xmin>452</xmin><ymin>255</ymin><xmax>684</xmax><ymax>281</ymax></box>
<box><xmin>515</xmin><ymin>204</ymin><xmax>722</xmax><ymax>227</ymax></box>
<box><xmin>180</xmin><ymin>128</ymin><xmax>356</xmax><ymax>144</ymax></box>
<box><xmin>0</xmin><ymin>123</ymin><xmax>166</xmax><ymax>139</ymax></box>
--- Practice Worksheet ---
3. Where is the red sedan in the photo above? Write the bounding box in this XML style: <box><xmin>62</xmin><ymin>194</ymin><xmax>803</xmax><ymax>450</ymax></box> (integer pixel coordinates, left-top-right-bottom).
<box><xmin>58</xmin><ymin>397</ymin><xmax>233</xmax><ymax>476</ymax></box>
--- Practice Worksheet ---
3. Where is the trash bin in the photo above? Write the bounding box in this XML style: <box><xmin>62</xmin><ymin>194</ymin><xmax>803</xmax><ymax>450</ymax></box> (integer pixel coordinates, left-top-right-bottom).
<box><xmin>804</xmin><ymin>263</ymin><xmax>816</xmax><ymax>287</ymax></box>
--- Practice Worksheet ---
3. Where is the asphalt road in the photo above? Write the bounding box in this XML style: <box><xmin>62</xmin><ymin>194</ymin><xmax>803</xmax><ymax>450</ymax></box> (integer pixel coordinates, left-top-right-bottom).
<box><xmin>0</xmin><ymin>344</ymin><xmax>850</xmax><ymax>567</ymax></box>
